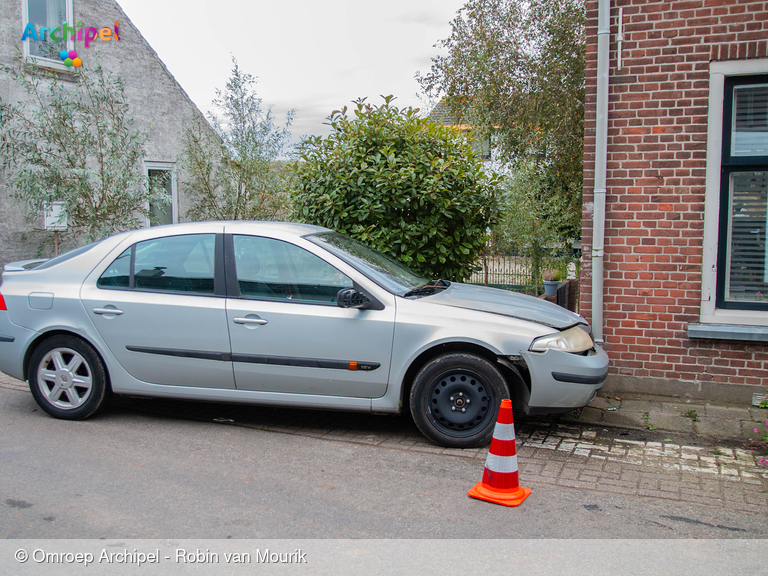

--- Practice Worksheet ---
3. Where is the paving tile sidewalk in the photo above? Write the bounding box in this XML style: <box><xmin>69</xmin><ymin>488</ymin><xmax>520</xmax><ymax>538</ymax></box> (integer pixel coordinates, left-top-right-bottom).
<box><xmin>2</xmin><ymin>373</ymin><xmax>767</xmax><ymax>512</ymax></box>
<box><xmin>514</xmin><ymin>422</ymin><xmax>768</xmax><ymax>512</ymax></box>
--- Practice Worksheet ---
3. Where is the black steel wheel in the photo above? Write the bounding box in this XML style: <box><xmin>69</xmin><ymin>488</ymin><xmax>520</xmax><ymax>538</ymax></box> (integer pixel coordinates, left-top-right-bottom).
<box><xmin>409</xmin><ymin>352</ymin><xmax>508</xmax><ymax>448</ymax></box>
<box><xmin>28</xmin><ymin>335</ymin><xmax>109</xmax><ymax>420</ymax></box>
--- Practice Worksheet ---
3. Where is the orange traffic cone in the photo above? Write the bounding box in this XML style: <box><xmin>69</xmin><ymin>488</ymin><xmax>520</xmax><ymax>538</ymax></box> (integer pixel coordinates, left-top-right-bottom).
<box><xmin>468</xmin><ymin>398</ymin><xmax>531</xmax><ymax>507</ymax></box>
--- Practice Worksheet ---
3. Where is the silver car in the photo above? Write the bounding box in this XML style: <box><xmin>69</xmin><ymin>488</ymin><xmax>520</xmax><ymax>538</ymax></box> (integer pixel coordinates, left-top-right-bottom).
<box><xmin>0</xmin><ymin>222</ymin><xmax>608</xmax><ymax>447</ymax></box>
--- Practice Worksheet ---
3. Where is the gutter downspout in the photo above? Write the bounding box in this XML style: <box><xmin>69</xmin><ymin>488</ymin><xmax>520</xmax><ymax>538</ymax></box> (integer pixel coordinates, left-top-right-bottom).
<box><xmin>591</xmin><ymin>0</ymin><xmax>611</xmax><ymax>343</ymax></box>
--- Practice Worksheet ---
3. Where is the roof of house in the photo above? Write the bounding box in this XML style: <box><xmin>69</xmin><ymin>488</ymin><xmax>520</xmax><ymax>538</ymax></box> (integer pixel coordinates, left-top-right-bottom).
<box><xmin>428</xmin><ymin>97</ymin><xmax>477</xmax><ymax>130</ymax></box>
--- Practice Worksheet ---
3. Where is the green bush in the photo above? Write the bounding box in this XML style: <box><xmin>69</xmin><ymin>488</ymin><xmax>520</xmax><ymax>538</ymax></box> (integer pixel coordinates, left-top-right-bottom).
<box><xmin>292</xmin><ymin>96</ymin><xmax>501</xmax><ymax>281</ymax></box>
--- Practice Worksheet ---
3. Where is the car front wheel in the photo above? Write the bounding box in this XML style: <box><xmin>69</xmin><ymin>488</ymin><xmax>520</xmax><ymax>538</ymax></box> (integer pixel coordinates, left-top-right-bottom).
<box><xmin>28</xmin><ymin>335</ymin><xmax>108</xmax><ymax>420</ymax></box>
<box><xmin>409</xmin><ymin>352</ymin><xmax>509</xmax><ymax>448</ymax></box>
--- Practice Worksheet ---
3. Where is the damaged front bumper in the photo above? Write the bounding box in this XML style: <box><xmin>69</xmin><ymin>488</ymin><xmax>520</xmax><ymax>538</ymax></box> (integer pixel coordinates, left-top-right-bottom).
<box><xmin>521</xmin><ymin>344</ymin><xmax>609</xmax><ymax>414</ymax></box>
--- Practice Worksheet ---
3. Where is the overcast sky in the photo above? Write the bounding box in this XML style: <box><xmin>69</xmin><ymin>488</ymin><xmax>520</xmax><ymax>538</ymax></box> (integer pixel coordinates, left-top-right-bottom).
<box><xmin>116</xmin><ymin>0</ymin><xmax>467</xmax><ymax>143</ymax></box>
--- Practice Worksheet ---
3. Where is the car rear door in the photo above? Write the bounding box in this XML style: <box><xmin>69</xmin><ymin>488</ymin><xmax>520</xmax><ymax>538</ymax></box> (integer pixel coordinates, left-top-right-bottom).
<box><xmin>224</xmin><ymin>232</ymin><xmax>395</xmax><ymax>398</ymax></box>
<box><xmin>81</xmin><ymin>227</ymin><xmax>236</xmax><ymax>389</ymax></box>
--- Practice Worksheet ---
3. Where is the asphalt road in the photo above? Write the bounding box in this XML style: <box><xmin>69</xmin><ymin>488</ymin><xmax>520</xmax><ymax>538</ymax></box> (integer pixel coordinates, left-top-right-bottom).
<box><xmin>1</xmin><ymin>387</ymin><xmax>766</xmax><ymax>541</ymax></box>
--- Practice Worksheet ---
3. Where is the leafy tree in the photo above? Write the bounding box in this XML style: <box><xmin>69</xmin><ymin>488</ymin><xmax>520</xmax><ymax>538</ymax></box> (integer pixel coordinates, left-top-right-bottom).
<box><xmin>418</xmin><ymin>0</ymin><xmax>586</xmax><ymax>245</ymax></box>
<box><xmin>0</xmin><ymin>59</ymin><xmax>164</xmax><ymax>243</ymax></box>
<box><xmin>493</xmin><ymin>160</ymin><xmax>571</xmax><ymax>289</ymax></box>
<box><xmin>293</xmin><ymin>96</ymin><xmax>501</xmax><ymax>282</ymax></box>
<box><xmin>182</xmin><ymin>59</ymin><xmax>294</xmax><ymax>221</ymax></box>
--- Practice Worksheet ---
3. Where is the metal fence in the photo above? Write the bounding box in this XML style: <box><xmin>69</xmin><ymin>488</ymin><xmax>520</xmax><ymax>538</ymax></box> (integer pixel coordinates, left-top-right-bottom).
<box><xmin>468</xmin><ymin>252</ymin><xmax>537</xmax><ymax>294</ymax></box>
<box><xmin>468</xmin><ymin>250</ymin><xmax>580</xmax><ymax>302</ymax></box>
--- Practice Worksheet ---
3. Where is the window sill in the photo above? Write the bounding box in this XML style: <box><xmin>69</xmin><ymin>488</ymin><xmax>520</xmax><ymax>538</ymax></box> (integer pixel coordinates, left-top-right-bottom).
<box><xmin>687</xmin><ymin>323</ymin><xmax>768</xmax><ymax>342</ymax></box>
<box><xmin>25</xmin><ymin>56</ymin><xmax>77</xmax><ymax>77</ymax></box>
<box><xmin>698</xmin><ymin>306</ymin><xmax>768</xmax><ymax>327</ymax></box>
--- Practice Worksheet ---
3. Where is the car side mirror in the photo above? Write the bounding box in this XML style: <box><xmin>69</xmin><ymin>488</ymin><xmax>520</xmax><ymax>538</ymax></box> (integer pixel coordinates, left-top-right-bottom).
<box><xmin>337</xmin><ymin>288</ymin><xmax>370</xmax><ymax>309</ymax></box>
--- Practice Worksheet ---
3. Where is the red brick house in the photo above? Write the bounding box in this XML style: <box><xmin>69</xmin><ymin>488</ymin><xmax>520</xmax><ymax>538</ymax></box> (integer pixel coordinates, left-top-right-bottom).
<box><xmin>580</xmin><ymin>0</ymin><xmax>768</xmax><ymax>403</ymax></box>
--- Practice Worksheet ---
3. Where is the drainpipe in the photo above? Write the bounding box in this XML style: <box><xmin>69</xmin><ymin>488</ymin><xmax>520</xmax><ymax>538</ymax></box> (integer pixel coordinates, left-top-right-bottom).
<box><xmin>591</xmin><ymin>0</ymin><xmax>611</xmax><ymax>343</ymax></box>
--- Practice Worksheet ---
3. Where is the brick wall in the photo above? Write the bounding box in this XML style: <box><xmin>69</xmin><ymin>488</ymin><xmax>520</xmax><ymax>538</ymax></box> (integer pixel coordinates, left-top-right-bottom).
<box><xmin>580</xmin><ymin>0</ymin><xmax>768</xmax><ymax>389</ymax></box>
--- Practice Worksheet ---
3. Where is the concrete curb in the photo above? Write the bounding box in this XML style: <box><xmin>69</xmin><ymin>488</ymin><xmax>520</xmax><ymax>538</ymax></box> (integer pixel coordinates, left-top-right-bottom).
<box><xmin>562</xmin><ymin>393</ymin><xmax>768</xmax><ymax>445</ymax></box>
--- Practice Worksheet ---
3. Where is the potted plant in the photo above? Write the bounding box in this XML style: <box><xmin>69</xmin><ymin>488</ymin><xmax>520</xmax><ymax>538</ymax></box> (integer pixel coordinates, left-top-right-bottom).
<box><xmin>543</xmin><ymin>269</ymin><xmax>561</xmax><ymax>297</ymax></box>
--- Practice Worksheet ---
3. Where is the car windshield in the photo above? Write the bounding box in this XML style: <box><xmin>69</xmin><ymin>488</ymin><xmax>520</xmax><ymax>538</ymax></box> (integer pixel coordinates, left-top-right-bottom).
<box><xmin>307</xmin><ymin>232</ymin><xmax>428</xmax><ymax>295</ymax></box>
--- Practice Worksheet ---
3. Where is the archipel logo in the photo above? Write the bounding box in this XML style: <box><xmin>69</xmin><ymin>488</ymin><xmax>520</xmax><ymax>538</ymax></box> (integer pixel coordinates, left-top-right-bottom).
<box><xmin>59</xmin><ymin>50</ymin><xmax>81</xmax><ymax>68</ymax></box>
<box><xmin>21</xmin><ymin>21</ymin><xmax>120</xmax><ymax>66</ymax></box>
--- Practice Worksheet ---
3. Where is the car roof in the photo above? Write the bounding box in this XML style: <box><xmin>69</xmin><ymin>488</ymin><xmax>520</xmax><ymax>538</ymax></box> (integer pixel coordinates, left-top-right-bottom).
<box><xmin>111</xmin><ymin>221</ymin><xmax>331</xmax><ymax>244</ymax></box>
<box><xmin>3</xmin><ymin>222</ymin><xmax>333</xmax><ymax>278</ymax></box>
<box><xmin>219</xmin><ymin>220</ymin><xmax>330</xmax><ymax>236</ymax></box>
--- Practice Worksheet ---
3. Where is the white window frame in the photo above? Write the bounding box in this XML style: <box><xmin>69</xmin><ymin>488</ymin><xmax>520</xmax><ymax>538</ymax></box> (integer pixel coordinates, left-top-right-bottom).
<box><xmin>143</xmin><ymin>161</ymin><xmax>178</xmax><ymax>227</ymax></box>
<box><xmin>700</xmin><ymin>58</ymin><xmax>768</xmax><ymax>326</ymax></box>
<box><xmin>21</xmin><ymin>0</ymin><xmax>75</xmax><ymax>73</ymax></box>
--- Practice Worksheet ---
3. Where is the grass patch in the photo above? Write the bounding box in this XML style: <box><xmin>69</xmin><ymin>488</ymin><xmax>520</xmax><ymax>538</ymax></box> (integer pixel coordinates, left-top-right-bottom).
<box><xmin>642</xmin><ymin>412</ymin><xmax>656</xmax><ymax>431</ymax></box>
<box><xmin>680</xmin><ymin>409</ymin><xmax>701</xmax><ymax>422</ymax></box>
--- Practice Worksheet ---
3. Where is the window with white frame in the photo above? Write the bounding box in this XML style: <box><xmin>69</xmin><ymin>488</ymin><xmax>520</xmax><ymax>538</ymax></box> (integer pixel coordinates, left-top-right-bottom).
<box><xmin>22</xmin><ymin>0</ymin><xmax>74</xmax><ymax>68</ymax></box>
<box><xmin>699</xmin><ymin>60</ymin><xmax>768</xmax><ymax>328</ymax></box>
<box><xmin>145</xmin><ymin>162</ymin><xmax>177</xmax><ymax>227</ymax></box>
<box><xmin>717</xmin><ymin>77</ymin><xmax>768</xmax><ymax>310</ymax></box>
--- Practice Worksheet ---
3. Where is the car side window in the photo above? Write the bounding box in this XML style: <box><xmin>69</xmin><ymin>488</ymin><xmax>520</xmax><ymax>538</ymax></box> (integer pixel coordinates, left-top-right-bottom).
<box><xmin>97</xmin><ymin>247</ymin><xmax>131</xmax><ymax>288</ymax></box>
<box><xmin>97</xmin><ymin>234</ymin><xmax>216</xmax><ymax>295</ymax></box>
<box><xmin>233</xmin><ymin>235</ymin><xmax>353</xmax><ymax>303</ymax></box>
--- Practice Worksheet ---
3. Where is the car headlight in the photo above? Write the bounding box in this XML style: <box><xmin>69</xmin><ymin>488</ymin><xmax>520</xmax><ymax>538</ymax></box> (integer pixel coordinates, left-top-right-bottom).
<box><xmin>530</xmin><ymin>326</ymin><xmax>594</xmax><ymax>353</ymax></box>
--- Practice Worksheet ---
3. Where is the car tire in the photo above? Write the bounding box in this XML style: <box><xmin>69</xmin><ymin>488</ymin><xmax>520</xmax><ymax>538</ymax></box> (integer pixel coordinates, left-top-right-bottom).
<box><xmin>409</xmin><ymin>352</ymin><xmax>509</xmax><ymax>448</ymax></box>
<box><xmin>28</xmin><ymin>335</ymin><xmax>109</xmax><ymax>420</ymax></box>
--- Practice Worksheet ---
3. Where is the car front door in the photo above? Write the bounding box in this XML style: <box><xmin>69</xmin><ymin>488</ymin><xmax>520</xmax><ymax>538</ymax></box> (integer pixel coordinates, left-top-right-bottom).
<box><xmin>81</xmin><ymin>230</ymin><xmax>236</xmax><ymax>389</ymax></box>
<box><xmin>225</xmin><ymin>233</ymin><xmax>395</xmax><ymax>398</ymax></box>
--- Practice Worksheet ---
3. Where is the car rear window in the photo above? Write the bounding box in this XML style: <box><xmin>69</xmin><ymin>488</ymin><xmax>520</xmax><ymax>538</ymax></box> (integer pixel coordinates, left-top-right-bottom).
<box><xmin>33</xmin><ymin>240</ymin><xmax>104</xmax><ymax>270</ymax></box>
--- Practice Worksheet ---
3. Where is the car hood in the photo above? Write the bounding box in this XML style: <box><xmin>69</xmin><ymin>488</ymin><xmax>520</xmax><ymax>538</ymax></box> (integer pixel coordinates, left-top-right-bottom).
<box><xmin>420</xmin><ymin>282</ymin><xmax>585</xmax><ymax>330</ymax></box>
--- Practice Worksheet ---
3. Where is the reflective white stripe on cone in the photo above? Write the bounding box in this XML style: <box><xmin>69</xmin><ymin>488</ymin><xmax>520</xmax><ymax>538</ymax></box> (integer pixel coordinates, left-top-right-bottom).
<box><xmin>468</xmin><ymin>398</ymin><xmax>531</xmax><ymax>507</ymax></box>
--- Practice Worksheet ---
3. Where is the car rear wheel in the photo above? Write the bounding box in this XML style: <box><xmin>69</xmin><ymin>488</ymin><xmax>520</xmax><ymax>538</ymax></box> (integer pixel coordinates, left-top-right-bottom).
<box><xmin>409</xmin><ymin>352</ymin><xmax>509</xmax><ymax>448</ymax></box>
<box><xmin>28</xmin><ymin>335</ymin><xmax>108</xmax><ymax>420</ymax></box>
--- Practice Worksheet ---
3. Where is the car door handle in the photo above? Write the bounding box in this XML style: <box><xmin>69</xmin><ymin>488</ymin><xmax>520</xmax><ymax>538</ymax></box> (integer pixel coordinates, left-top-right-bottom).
<box><xmin>233</xmin><ymin>317</ymin><xmax>268</xmax><ymax>326</ymax></box>
<box><xmin>93</xmin><ymin>307</ymin><xmax>124</xmax><ymax>316</ymax></box>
